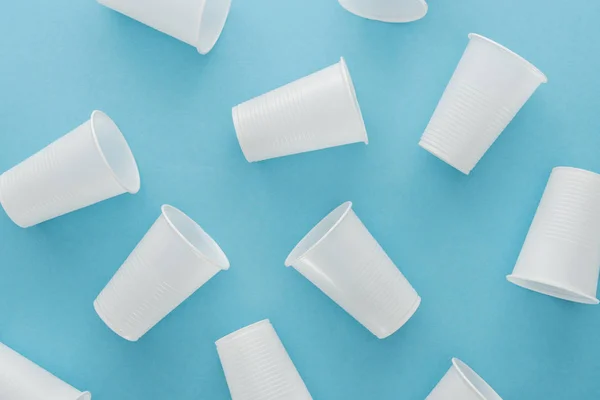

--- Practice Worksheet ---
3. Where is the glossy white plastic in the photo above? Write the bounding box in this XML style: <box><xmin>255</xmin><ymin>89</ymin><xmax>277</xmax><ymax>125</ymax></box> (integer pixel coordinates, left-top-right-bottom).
<box><xmin>0</xmin><ymin>110</ymin><xmax>140</xmax><ymax>228</ymax></box>
<box><xmin>338</xmin><ymin>0</ymin><xmax>428</xmax><ymax>23</ymax></box>
<box><xmin>0</xmin><ymin>342</ymin><xmax>91</xmax><ymax>400</ymax></box>
<box><xmin>426</xmin><ymin>358</ymin><xmax>502</xmax><ymax>400</ymax></box>
<box><xmin>233</xmin><ymin>57</ymin><xmax>368</xmax><ymax>162</ymax></box>
<box><xmin>420</xmin><ymin>33</ymin><xmax>547</xmax><ymax>175</ymax></box>
<box><xmin>508</xmin><ymin>167</ymin><xmax>600</xmax><ymax>304</ymax></box>
<box><xmin>285</xmin><ymin>202</ymin><xmax>420</xmax><ymax>339</ymax></box>
<box><xmin>216</xmin><ymin>320</ymin><xmax>312</xmax><ymax>400</ymax></box>
<box><xmin>97</xmin><ymin>0</ymin><xmax>232</xmax><ymax>54</ymax></box>
<box><xmin>94</xmin><ymin>205</ymin><xmax>230</xmax><ymax>341</ymax></box>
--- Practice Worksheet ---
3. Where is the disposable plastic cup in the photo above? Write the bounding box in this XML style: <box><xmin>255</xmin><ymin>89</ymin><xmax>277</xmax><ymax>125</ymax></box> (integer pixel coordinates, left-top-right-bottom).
<box><xmin>0</xmin><ymin>342</ymin><xmax>91</xmax><ymax>400</ymax></box>
<box><xmin>419</xmin><ymin>33</ymin><xmax>547</xmax><ymax>175</ymax></box>
<box><xmin>285</xmin><ymin>202</ymin><xmax>420</xmax><ymax>339</ymax></box>
<box><xmin>507</xmin><ymin>167</ymin><xmax>600</xmax><ymax>304</ymax></box>
<box><xmin>97</xmin><ymin>0</ymin><xmax>232</xmax><ymax>54</ymax></box>
<box><xmin>216</xmin><ymin>320</ymin><xmax>312</xmax><ymax>400</ymax></box>
<box><xmin>0</xmin><ymin>110</ymin><xmax>140</xmax><ymax>228</ymax></box>
<box><xmin>232</xmin><ymin>57</ymin><xmax>368</xmax><ymax>162</ymax></box>
<box><xmin>426</xmin><ymin>358</ymin><xmax>502</xmax><ymax>400</ymax></box>
<box><xmin>94</xmin><ymin>205</ymin><xmax>230</xmax><ymax>341</ymax></box>
<box><xmin>338</xmin><ymin>0</ymin><xmax>428</xmax><ymax>23</ymax></box>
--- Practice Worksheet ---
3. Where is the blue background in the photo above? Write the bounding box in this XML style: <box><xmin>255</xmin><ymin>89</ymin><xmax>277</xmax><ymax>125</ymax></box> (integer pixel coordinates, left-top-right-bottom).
<box><xmin>1</xmin><ymin>0</ymin><xmax>599</xmax><ymax>398</ymax></box>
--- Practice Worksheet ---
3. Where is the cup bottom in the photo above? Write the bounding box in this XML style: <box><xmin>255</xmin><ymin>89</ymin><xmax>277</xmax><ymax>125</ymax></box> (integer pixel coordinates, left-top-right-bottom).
<box><xmin>93</xmin><ymin>300</ymin><xmax>140</xmax><ymax>341</ymax></box>
<box><xmin>419</xmin><ymin>139</ymin><xmax>471</xmax><ymax>175</ymax></box>
<box><xmin>506</xmin><ymin>275</ymin><xmax>599</xmax><ymax>305</ymax></box>
<box><xmin>377</xmin><ymin>295</ymin><xmax>421</xmax><ymax>339</ymax></box>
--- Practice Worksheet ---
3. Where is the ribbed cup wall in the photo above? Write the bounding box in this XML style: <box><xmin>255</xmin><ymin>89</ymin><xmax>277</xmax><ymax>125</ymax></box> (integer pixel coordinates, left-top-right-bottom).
<box><xmin>94</xmin><ymin>214</ymin><xmax>221</xmax><ymax>341</ymax></box>
<box><xmin>420</xmin><ymin>34</ymin><xmax>546</xmax><ymax>174</ymax></box>
<box><xmin>0</xmin><ymin>122</ymin><xmax>126</xmax><ymax>228</ymax></box>
<box><xmin>511</xmin><ymin>167</ymin><xmax>600</xmax><ymax>300</ymax></box>
<box><xmin>233</xmin><ymin>58</ymin><xmax>367</xmax><ymax>162</ymax></box>
<box><xmin>291</xmin><ymin>205</ymin><xmax>420</xmax><ymax>339</ymax></box>
<box><xmin>216</xmin><ymin>320</ymin><xmax>312</xmax><ymax>400</ymax></box>
<box><xmin>0</xmin><ymin>342</ymin><xmax>90</xmax><ymax>400</ymax></box>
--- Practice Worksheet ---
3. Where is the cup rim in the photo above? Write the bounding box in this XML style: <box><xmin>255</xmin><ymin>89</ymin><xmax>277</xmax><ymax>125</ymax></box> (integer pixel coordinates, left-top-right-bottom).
<box><xmin>468</xmin><ymin>33</ymin><xmax>548</xmax><ymax>83</ymax></box>
<box><xmin>90</xmin><ymin>110</ymin><xmax>141</xmax><ymax>194</ymax></box>
<box><xmin>161</xmin><ymin>205</ymin><xmax>230</xmax><ymax>270</ymax></box>
<box><xmin>284</xmin><ymin>201</ymin><xmax>353</xmax><ymax>267</ymax></box>
<box><xmin>339</xmin><ymin>57</ymin><xmax>369</xmax><ymax>145</ymax></box>
<box><xmin>195</xmin><ymin>0</ymin><xmax>232</xmax><ymax>54</ymax></box>
<box><xmin>215</xmin><ymin>319</ymin><xmax>271</xmax><ymax>347</ymax></box>
<box><xmin>338</xmin><ymin>0</ymin><xmax>428</xmax><ymax>23</ymax></box>
<box><xmin>506</xmin><ymin>274</ymin><xmax>599</xmax><ymax>304</ymax></box>
<box><xmin>77</xmin><ymin>391</ymin><xmax>92</xmax><ymax>400</ymax></box>
<box><xmin>452</xmin><ymin>358</ymin><xmax>502</xmax><ymax>400</ymax></box>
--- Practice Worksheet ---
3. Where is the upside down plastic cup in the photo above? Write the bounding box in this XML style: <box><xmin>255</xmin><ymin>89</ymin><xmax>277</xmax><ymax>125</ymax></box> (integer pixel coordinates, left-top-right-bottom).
<box><xmin>285</xmin><ymin>202</ymin><xmax>420</xmax><ymax>339</ymax></box>
<box><xmin>419</xmin><ymin>33</ymin><xmax>547</xmax><ymax>175</ymax></box>
<box><xmin>0</xmin><ymin>342</ymin><xmax>91</xmax><ymax>400</ymax></box>
<box><xmin>0</xmin><ymin>111</ymin><xmax>140</xmax><ymax>228</ymax></box>
<box><xmin>338</xmin><ymin>0</ymin><xmax>428</xmax><ymax>22</ymax></box>
<box><xmin>216</xmin><ymin>320</ymin><xmax>312</xmax><ymax>400</ymax></box>
<box><xmin>426</xmin><ymin>358</ymin><xmax>502</xmax><ymax>400</ymax></box>
<box><xmin>94</xmin><ymin>205</ymin><xmax>230</xmax><ymax>341</ymax></box>
<box><xmin>98</xmin><ymin>0</ymin><xmax>231</xmax><ymax>54</ymax></box>
<box><xmin>233</xmin><ymin>57</ymin><xmax>368</xmax><ymax>162</ymax></box>
<box><xmin>507</xmin><ymin>167</ymin><xmax>600</xmax><ymax>304</ymax></box>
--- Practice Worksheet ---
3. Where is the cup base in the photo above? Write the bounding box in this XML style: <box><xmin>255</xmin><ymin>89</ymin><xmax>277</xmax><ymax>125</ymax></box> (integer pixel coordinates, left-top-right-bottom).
<box><xmin>339</xmin><ymin>0</ymin><xmax>428</xmax><ymax>23</ymax></box>
<box><xmin>418</xmin><ymin>139</ymin><xmax>471</xmax><ymax>175</ymax></box>
<box><xmin>506</xmin><ymin>275</ymin><xmax>599</xmax><ymax>305</ymax></box>
<box><xmin>377</xmin><ymin>295</ymin><xmax>421</xmax><ymax>339</ymax></box>
<box><xmin>93</xmin><ymin>300</ymin><xmax>141</xmax><ymax>341</ymax></box>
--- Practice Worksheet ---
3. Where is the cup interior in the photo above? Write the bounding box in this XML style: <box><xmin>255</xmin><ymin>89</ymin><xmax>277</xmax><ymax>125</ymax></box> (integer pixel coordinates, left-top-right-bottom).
<box><xmin>162</xmin><ymin>205</ymin><xmax>230</xmax><ymax>270</ymax></box>
<box><xmin>196</xmin><ymin>0</ymin><xmax>232</xmax><ymax>54</ymax></box>
<box><xmin>91</xmin><ymin>111</ymin><xmax>141</xmax><ymax>194</ymax></box>
<box><xmin>285</xmin><ymin>202</ymin><xmax>352</xmax><ymax>267</ymax></box>
<box><xmin>452</xmin><ymin>358</ymin><xmax>502</xmax><ymax>400</ymax></box>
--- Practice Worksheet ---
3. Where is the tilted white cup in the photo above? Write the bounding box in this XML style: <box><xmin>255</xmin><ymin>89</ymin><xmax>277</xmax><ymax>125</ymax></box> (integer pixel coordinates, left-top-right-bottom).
<box><xmin>98</xmin><ymin>0</ymin><xmax>232</xmax><ymax>54</ymax></box>
<box><xmin>338</xmin><ymin>0</ymin><xmax>428</xmax><ymax>23</ymax></box>
<box><xmin>216</xmin><ymin>320</ymin><xmax>312</xmax><ymax>400</ymax></box>
<box><xmin>420</xmin><ymin>33</ymin><xmax>547</xmax><ymax>175</ymax></box>
<box><xmin>233</xmin><ymin>57</ymin><xmax>368</xmax><ymax>162</ymax></box>
<box><xmin>285</xmin><ymin>202</ymin><xmax>421</xmax><ymax>339</ymax></box>
<box><xmin>0</xmin><ymin>110</ymin><xmax>140</xmax><ymax>228</ymax></box>
<box><xmin>508</xmin><ymin>167</ymin><xmax>600</xmax><ymax>304</ymax></box>
<box><xmin>94</xmin><ymin>205</ymin><xmax>230</xmax><ymax>341</ymax></box>
<box><xmin>426</xmin><ymin>358</ymin><xmax>502</xmax><ymax>400</ymax></box>
<box><xmin>0</xmin><ymin>342</ymin><xmax>91</xmax><ymax>400</ymax></box>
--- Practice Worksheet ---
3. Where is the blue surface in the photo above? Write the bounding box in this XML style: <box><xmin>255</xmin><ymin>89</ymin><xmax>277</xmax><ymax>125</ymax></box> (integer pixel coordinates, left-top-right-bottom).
<box><xmin>1</xmin><ymin>0</ymin><xmax>600</xmax><ymax>398</ymax></box>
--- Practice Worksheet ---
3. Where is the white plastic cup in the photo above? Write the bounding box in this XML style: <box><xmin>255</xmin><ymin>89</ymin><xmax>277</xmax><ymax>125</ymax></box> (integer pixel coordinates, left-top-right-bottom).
<box><xmin>0</xmin><ymin>110</ymin><xmax>140</xmax><ymax>228</ymax></box>
<box><xmin>338</xmin><ymin>0</ymin><xmax>428</xmax><ymax>23</ymax></box>
<box><xmin>419</xmin><ymin>33</ymin><xmax>547</xmax><ymax>175</ymax></box>
<box><xmin>233</xmin><ymin>57</ymin><xmax>368</xmax><ymax>162</ymax></box>
<box><xmin>216</xmin><ymin>320</ymin><xmax>312</xmax><ymax>400</ymax></box>
<box><xmin>0</xmin><ymin>342</ymin><xmax>91</xmax><ymax>400</ymax></box>
<box><xmin>426</xmin><ymin>358</ymin><xmax>502</xmax><ymax>400</ymax></box>
<box><xmin>507</xmin><ymin>167</ymin><xmax>600</xmax><ymax>304</ymax></box>
<box><xmin>285</xmin><ymin>202</ymin><xmax>421</xmax><ymax>339</ymax></box>
<box><xmin>97</xmin><ymin>0</ymin><xmax>232</xmax><ymax>54</ymax></box>
<box><xmin>94</xmin><ymin>205</ymin><xmax>230</xmax><ymax>341</ymax></box>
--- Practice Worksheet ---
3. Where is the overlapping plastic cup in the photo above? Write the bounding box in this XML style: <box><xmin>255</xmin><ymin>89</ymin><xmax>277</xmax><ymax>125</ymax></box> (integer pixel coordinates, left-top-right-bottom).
<box><xmin>94</xmin><ymin>205</ymin><xmax>230</xmax><ymax>341</ymax></box>
<box><xmin>216</xmin><ymin>320</ymin><xmax>312</xmax><ymax>400</ymax></box>
<box><xmin>338</xmin><ymin>0</ymin><xmax>428</xmax><ymax>23</ymax></box>
<box><xmin>233</xmin><ymin>57</ymin><xmax>368</xmax><ymax>162</ymax></box>
<box><xmin>507</xmin><ymin>167</ymin><xmax>600</xmax><ymax>304</ymax></box>
<box><xmin>426</xmin><ymin>358</ymin><xmax>502</xmax><ymax>400</ymax></box>
<box><xmin>419</xmin><ymin>33</ymin><xmax>547</xmax><ymax>175</ymax></box>
<box><xmin>285</xmin><ymin>202</ymin><xmax>420</xmax><ymax>339</ymax></box>
<box><xmin>0</xmin><ymin>342</ymin><xmax>91</xmax><ymax>400</ymax></box>
<box><xmin>0</xmin><ymin>111</ymin><xmax>140</xmax><ymax>228</ymax></box>
<box><xmin>97</xmin><ymin>0</ymin><xmax>232</xmax><ymax>54</ymax></box>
